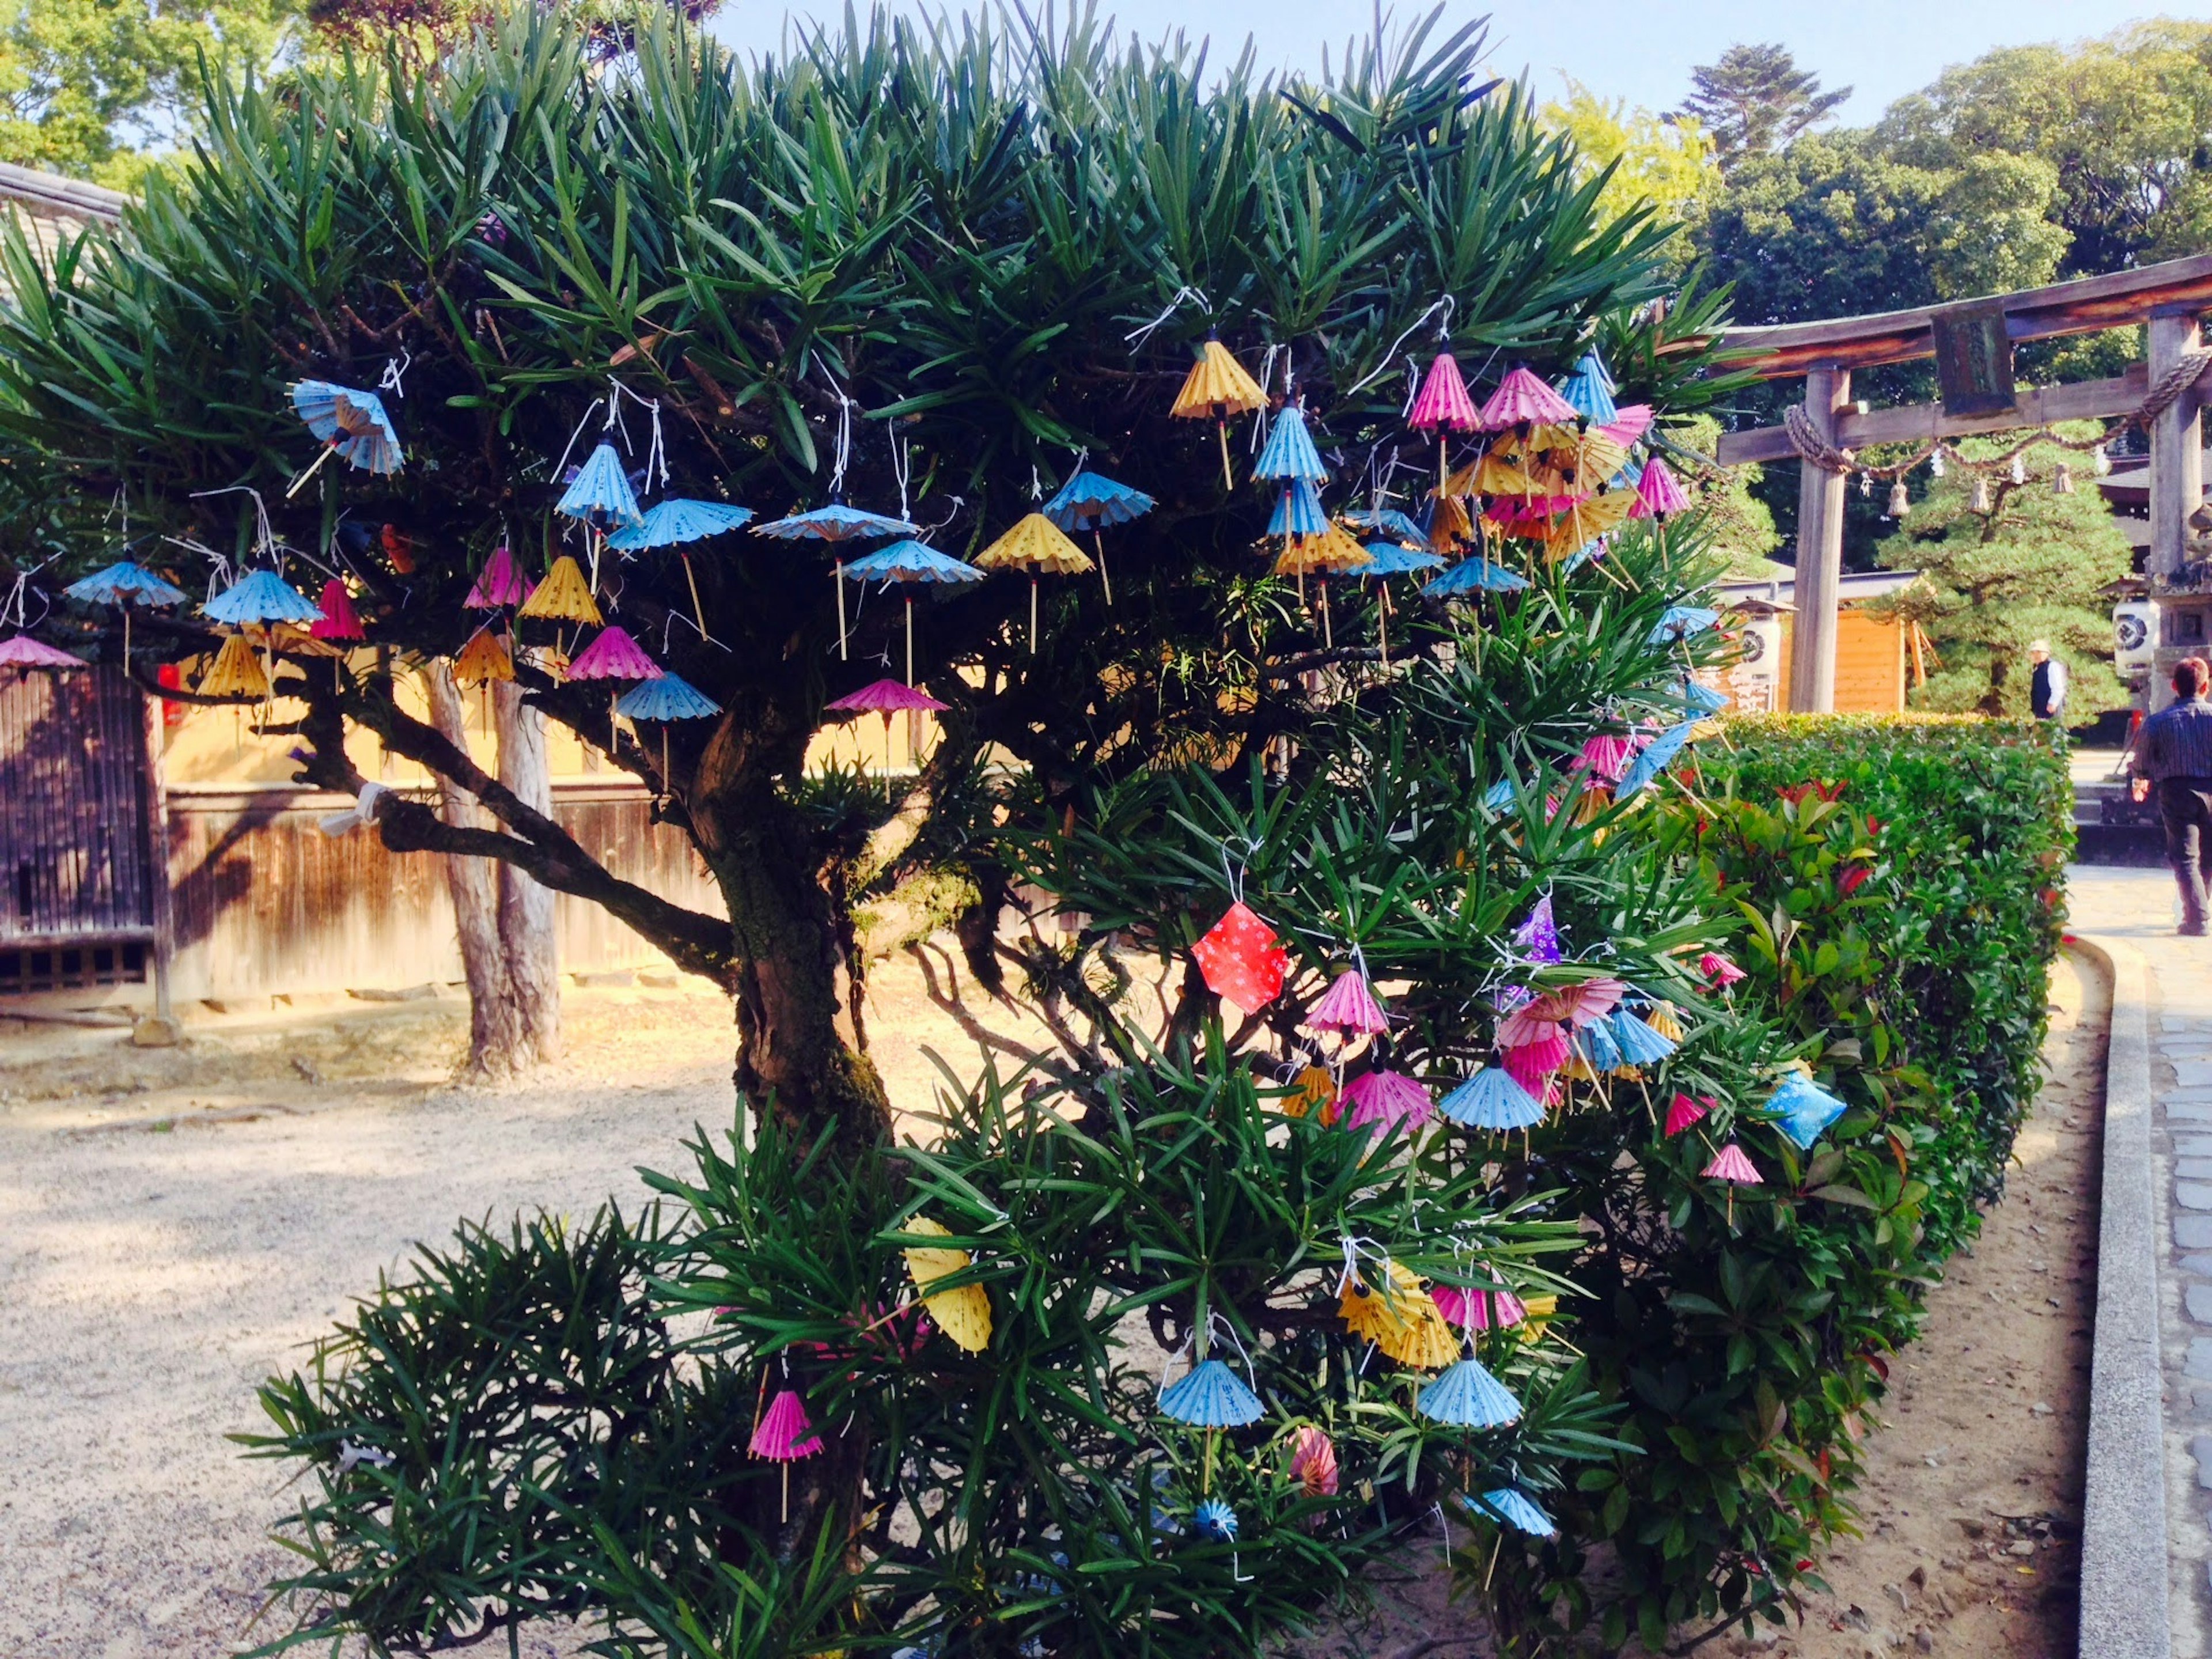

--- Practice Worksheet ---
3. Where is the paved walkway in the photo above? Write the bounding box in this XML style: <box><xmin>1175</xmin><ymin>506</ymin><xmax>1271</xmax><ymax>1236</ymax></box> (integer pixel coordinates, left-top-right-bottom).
<box><xmin>2070</xmin><ymin>865</ymin><xmax>2212</xmax><ymax>1656</ymax></box>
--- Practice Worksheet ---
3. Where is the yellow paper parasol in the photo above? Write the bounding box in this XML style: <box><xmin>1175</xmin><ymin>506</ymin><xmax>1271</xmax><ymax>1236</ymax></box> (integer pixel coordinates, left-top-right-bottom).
<box><xmin>902</xmin><ymin>1217</ymin><xmax>993</xmax><ymax>1354</ymax></box>
<box><xmin>1340</xmin><ymin>1260</ymin><xmax>1457</xmax><ymax>1368</ymax></box>
<box><xmin>517</xmin><ymin>555</ymin><xmax>603</xmax><ymax>626</ymax></box>
<box><xmin>1283</xmin><ymin>1063</ymin><xmax>1338</xmax><ymax>1122</ymax></box>
<box><xmin>1171</xmin><ymin>336</ymin><xmax>1267</xmax><ymax>490</ymax></box>
<box><xmin>1568</xmin><ymin>429</ymin><xmax>1631</xmax><ymax>491</ymax></box>
<box><xmin>1427</xmin><ymin>491</ymin><xmax>1475</xmax><ymax>554</ymax></box>
<box><xmin>1541</xmin><ymin>492</ymin><xmax>1634</xmax><ymax>563</ymax></box>
<box><xmin>453</xmin><ymin>626</ymin><xmax>515</xmax><ymax>688</ymax></box>
<box><xmin>199</xmin><ymin>633</ymin><xmax>270</xmax><ymax>699</ymax></box>
<box><xmin>976</xmin><ymin>513</ymin><xmax>1096</xmax><ymax>651</ymax></box>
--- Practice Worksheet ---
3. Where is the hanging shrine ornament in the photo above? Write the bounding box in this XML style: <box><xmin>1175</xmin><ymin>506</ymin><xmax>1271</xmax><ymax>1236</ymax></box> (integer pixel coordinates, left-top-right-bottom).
<box><xmin>751</xmin><ymin>501</ymin><xmax>920</xmax><ymax>661</ymax></box>
<box><xmin>839</xmin><ymin>540</ymin><xmax>986</xmax><ymax>687</ymax></box>
<box><xmin>1170</xmin><ymin>333</ymin><xmax>1267</xmax><ymax>490</ymax></box>
<box><xmin>286</xmin><ymin>380</ymin><xmax>403</xmax><ymax>496</ymax></box>
<box><xmin>465</xmin><ymin>545</ymin><xmax>533</xmax><ymax>609</ymax></box>
<box><xmin>1191</xmin><ymin>902</ymin><xmax>1290</xmax><ymax>1012</ymax></box>
<box><xmin>900</xmin><ymin>1217</ymin><xmax>993</xmax><ymax>1353</ymax></box>
<box><xmin>606</xmin><ymin>496</ymin><xmax>755</xmax><ymax>635</ymax></box>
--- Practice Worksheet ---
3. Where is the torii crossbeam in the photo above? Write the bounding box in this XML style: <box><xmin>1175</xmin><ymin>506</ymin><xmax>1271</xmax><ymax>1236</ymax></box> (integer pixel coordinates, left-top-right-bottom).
<box><xmin>1710</xmin><ymin>253</ymin><xmax>2212</xmax><ymax>711</ymax></box>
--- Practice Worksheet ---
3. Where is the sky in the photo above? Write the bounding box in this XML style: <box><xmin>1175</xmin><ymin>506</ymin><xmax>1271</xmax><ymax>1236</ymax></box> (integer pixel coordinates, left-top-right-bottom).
<box><xmin>709</xmin><ymin>0</ymin><xmax>2210</xmax><ymax>122</ymax></box>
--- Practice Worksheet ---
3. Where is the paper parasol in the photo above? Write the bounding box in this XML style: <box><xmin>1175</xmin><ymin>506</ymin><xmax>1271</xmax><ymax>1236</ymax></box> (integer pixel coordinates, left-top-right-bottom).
<box><xmin>1409</xmin><ymin>350</ymin><xmax>1480</xmax><ymax>431</ymax></box>
<box><xmin>1253</xmin><ymin>401</ymin><xmax>1328</xmax><ymax>483</ymax></box>
<box><xmin>1702</xmin><ymin>1143</ymin><xmax>1760</xmax><ymax>1184</ymax></box>
<box><xmin>1192</xmin><ymin>1497</ymin><xmax>1240</xmax><ymax>1540</ymax></box>
<box><xmin>1631</xmin><ymin>458</ymin><xmax>1692</xmax><ymax>518</ymax></box>
<box><xmin>1768</xmin><ymin>1071</ymin><xmax>1849</xmax><ymax>1149</ymax></box>
<box><xmin>1191</xmin><ymin>902</ymin><xmax>1289</xmax><ymax>1011</ymax></box>
<box><xmin>1290</xmin><ymin>1426</ymin><xmax>1339</xmax><ymax>1496</ymax></box>
<box><xmin>841</xmin><ymin>541</ymin><xmax>983</xmax><ymax>585</ymax></box>
<box><xmin>0</xmin><ymin>634</ymin><xmax>85</xmax><ymax>671</ymax></box>
<box><xmin>65</xmin><ymin>561</ymin><xmax>186</xmax><ymax>609</ymax></box>
<box><xmin>1478</xmin><ymin>368</ymin><xmax>1578</xmax><ymax>431</ymax></box>
<box><xmin>452</xmin><ymin>627</ymin><xmax>514</xmax><ymax>688</ymax></box>
<box><xmin>1646</xmin><ymin>1001</ymin><xmax>1685</xmax><ymax>1042</ymax></box>
<box><xmin>1559</xmin><ymin>350</ymin><xmax>1618</xmax><ymax>426</ymax></box>
<box><xmin>1664</xmin><ymin>1093</ymin><xmax>1711</xmax><ymax>1136</ymax></box>
<box><xmin>1373</xmin><ymin>1283</ymin><xmax>1459</xmax><ymax>1369</ymax></box>
<box><xmin>1272</xmin><ymin>522</ymin><xmax>1371</xmax><ymax>577</ymax></box>
<box><xmin>555</xmin><ymin>441</ymin><xmax>644</xmax><ymax>532</ymax></box>
<box><xmin>1042</xmin><ymin>471</ymin><xmax>1153</xmax><ymax>604</ymax></box>
<box><xmin>205</xmin><ymin>570</ymin><xmax>323</xmax><ymax>627</ymax></box>
<box><xmin>1472</xmin><ymin>1487</ymin><xmax>1556</xmax><ymax>1538</ymax></box>
<box><xmin>1306</xmin><ymin>968</ymin><xmax>1387</xmax><ymax>1036</ymax></box>
<box><xmin>1540</xmin><ymin>493</ymin><xmax>1634</xmax><ymax>563</ymax></box>
<box><xmin>976</xmin><ymin>514</ymin><xmax>1095</xmax><ymax>650</ymax></box>
<box><xmin>1338</xmin><ymin>1258</ymin><xmax>1423</xmax><ymax>1342</ymax></box>
<box><xmin>617</xmin><ymin>673</ymin><xmax>720</xmax><ymax>721</ymax></box>
<box><xmin>517</xmin><ymin>556</ymin><xmax>603</xmax><ymax>626</ymax></box>
<box><xmin>1268</xmin><ymin>476</ymin><xmax>1330</xmax><ymax>540</ymax></box>
<box><xmin>198</xmin><ymin>633</ymin><xmax>270</xmax><ymax>699</ymax></box>
<box><xmin>1338</xmin><ymin>1069</ymin><xmax>1433</xmax><ymax>1136</ymax></box>
<box><xmin>1417</xmin><ymin>1357</ymin><xmax>1521</xmax><ymax>1427</ymax></box>
<box><xmin>753</xmin><ymin>502</ymin><xmax>920</xmax><ymax>542</ymax></box>
<box><xmin>566</xmin><ymin>624</ymin><xmax>662</xmax><ymax>683</ymax></box>
<box><xmin>465</xmin><ymin>546</ymin><xmax>533</xmax><ymax>609</ymax></box>
<box><xmin>1437</xmin><ymin>1067</ymin><xmax>1545</xmax><ymax>1131</ymax></box>
<box><xmin>1650</xmin><ymin>604</ymin><xmax>1719</xmax><ymax>642</ymax></box>
<box><xmin>1574</xmin><ymin>1016</ymin><xmax>1624</xmax><ymax>1075</ymax></box>
<box><xmin>1607</xmin><ymin>1009</ymin><xmax>1677</xmax><ymax>1066</ymax></box>
<box><xmin>310</xmin><ymin>580</ymin><xmax>363</xmax><ymax>642</ymax></box>
<box><xmin>1502</xmin><ymin>1033</ymin><xmax>1566</xmax><ymax>1093</ymax></box>
<box><xmin>1171</xmin><ymin>335</ymin><xmax>1267</xmax><ymax>488</ymax></box>
<box><xmin>1342</xmin><ymin>506</ymin><xmax>1426</xmax><ymax>541</ymax></box>
<box><xmin>1524</xmin><ymin>978</ymin><xmax>1625</xmax><ymax>1029</ymax></box>
<box><xmin>1283</xmin><ymin>1063</ymin><xmax>1338</xmax><ymax>1122</ymax></box>
<box><xmin>1158</xmin><ymin>1357</ymin><xmax>1264</xmax><ymax>1427</ymax></box>
<box><xmin>1698</xmin><ymin>952</ymin><xmax>1747</xmax><ymax>989</ymax></box>
<box><xmin>607</xmin><ymin>497</ymin><xmax>754</xmax><ymax>550</ymax></box>
<box><xmin>1358</xmin><ymin>543</ymin><xmax>1445</xmax><ymax>576</ymax></box>
<box><xmin>1422</xmin><ymin>556</ymin><xmax>1529</xmax><ymax>599</ymax></box>
<box><xmin>1432</xmin><ymin>1284</ymin><xmax>1527</xmax><ymax>1330</ymax></box>
<box><xmin>749</xmin><ymin>1388</ymin><xmax>823</xmax><ymax>1462</ymax></box>
<box><xmin>826</xmin><ymin>679</ymin><xmax>949</xmax><ymax>722</ymax></box>
<box><xmin>901</xmin><ymin>1217</ymin><xmax>992</xmax><ymax>1354</ymax></box>
<box><xmin>1616</xmin><ymin>721</ymin><xmax>1698</xmax><ymax>798</ymax></box>
<box><xmin>1601</xmin><ymin>404</ymin><xmax>1654</xmax><ymax>445</ymax></box>
<box><xmin>288</xmin><ymin>380</ymin><xmax>403</xmax><ymax>491</ymax></box>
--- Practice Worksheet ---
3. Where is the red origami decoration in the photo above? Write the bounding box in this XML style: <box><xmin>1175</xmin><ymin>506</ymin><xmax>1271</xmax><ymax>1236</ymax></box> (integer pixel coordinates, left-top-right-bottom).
<box><xmin>1192</xmin><ymin>902</ymin><xmax>1290</xmax><ymax>1012</ymax></box>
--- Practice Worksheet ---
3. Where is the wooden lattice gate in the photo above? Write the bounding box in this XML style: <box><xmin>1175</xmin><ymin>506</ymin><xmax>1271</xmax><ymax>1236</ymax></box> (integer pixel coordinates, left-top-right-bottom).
<box><xmin>0</xmin><ymin>666</ymin><xmax>162</xmax><ymax>997</ymax></box>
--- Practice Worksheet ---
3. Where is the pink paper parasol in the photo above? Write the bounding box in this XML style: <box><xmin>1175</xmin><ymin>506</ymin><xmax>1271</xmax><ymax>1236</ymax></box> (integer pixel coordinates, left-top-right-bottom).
<box><xmin>465</xmin><ymin>545</ymin><xmax>534</xmax><ymax>608</ymax></box>
<box><xmin>566</xmin><ymin>624</ymin><xmax>664</xmax><ymax>683</ymax></box>
<box><xmin>1338</xmin><ymin>1069</ymin><xmax>1433</xmax><ymax>1135</ymax></box>
<box><xmin>310</xmin><ymin>579</ymin><xmax>363</xmax><ymax>642</ymax></box>
<box><xmin>1698</xmin><ymin>952</ymin><xmax>1747</xmax><ymax>990</ymax></box>
<box><xmin>825</xmin><ymin>678</ymin><xmax>950</xmax><ymax>717</ymax></box>
<box><xmin>1631</xmin><ymin>459</ymin><xmax>1691</xmax><ymax>518</ymax></box>
<box><xmin>749</xmin><ymin>1385</ymin><xmax>823</xmax><ymax>1521</ymax></box>
<box><xmin>1600</xmin><ymin>404</ymin><xmax>1653</xmax><ymax>445</ymax></box>
<box><xmin>1432</xmin><ymin>1284</ymin><xmax>1527</xmax><ymax>1330</ymax></box>
<box><xmin>0</xmin><ymin>634</ymin><xmax>86</xmax><ymax>671</ymax></box>
<box><xmin>1478</xmin><ymin>367</ymin><xmax>1578</xmax><ymax>431</ymax></box>
<box><xmin>1307</xmin><ymin>968</ymin><xmax>1388</xmax><ymax>1036</ymax></box>
<box><xmin>1665</xmin><ymin>1093</ymin><xmax>1712</xmax><ymax>1136</ymax></box>
<box><xmin>1408</xmin><ymin>351</ymin><xmax>1480</xmax><ymax>431</ymax></box>
<box><xmin>1289</xmin><ymin>1425</ymin><xmax>1339</xmax><ymax>1497</ymax></box>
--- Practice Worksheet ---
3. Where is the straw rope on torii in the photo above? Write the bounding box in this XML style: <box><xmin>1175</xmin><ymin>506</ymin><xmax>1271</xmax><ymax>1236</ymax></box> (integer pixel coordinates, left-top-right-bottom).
<box><xmin>1778</xmin><ymin>349</ymin><xmax>2212</xmax><ymax>481</ymax></box>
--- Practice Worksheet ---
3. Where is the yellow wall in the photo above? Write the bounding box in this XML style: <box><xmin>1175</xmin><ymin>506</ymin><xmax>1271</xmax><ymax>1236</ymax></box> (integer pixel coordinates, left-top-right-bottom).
<box><xmin>1763</xmin><ymin>608</ymin><xmax>1908</xmax><ymax>714</ymax></box>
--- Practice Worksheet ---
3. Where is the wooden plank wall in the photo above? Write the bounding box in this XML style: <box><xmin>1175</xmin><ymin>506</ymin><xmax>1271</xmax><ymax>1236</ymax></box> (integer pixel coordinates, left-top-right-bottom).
<box><xmin>0</xmin><ymin>666</ymin><xmax>152</xmax><ymax>941</ymax></box>
<box><xmin>167</xmin><ymin>783</ymin><xmax>726</xmax><ymax>1002</ymax></box>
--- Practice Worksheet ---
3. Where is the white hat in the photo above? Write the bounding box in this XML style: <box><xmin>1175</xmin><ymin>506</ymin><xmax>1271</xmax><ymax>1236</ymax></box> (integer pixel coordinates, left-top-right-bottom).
<box><xmin>2028</xmin><ymin>638</ymin><xmax>2050</xmax><ymax>653</ymax></box>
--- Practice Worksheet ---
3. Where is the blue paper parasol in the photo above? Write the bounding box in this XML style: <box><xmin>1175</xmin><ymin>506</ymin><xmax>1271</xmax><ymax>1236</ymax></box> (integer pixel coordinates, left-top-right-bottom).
<box><xmin>1253</xmin><ymin>402</ymin><xmax>1328</xmax><ymax>483</ymax></box>
<box><xmin>1767</xmin><ymin>1071</ymin><xmax>1849</xmax><ymax>1149</ymax></box>
<box><xmin>1615</xmin><ymin>721</ymin><xmax>1698</xmax><ymax>798</ymax></box>
<box><xmin>607</xmin><ymin>498</ymin><xmax>755</xmax><ymax>550</ymax></box>
<box><xmin>1480</xmin><ymin>775</ymin><xmax>1520</xmax><ymax>812</ymax></box>
<box><xmin>1268</xmin><ymin>477</ymin><xmax>1329</xmax><ymax>539</ymax></box>
<box><xmin>1417</xmin><ymin>1357</ymin><xmax>1521</xmax><ymax>1427</ymax></box>
<box><xmin>753</xmin><ymin>502</ymin><xmax>921</xmax><ymax>660</ymax></box>
<box><xmin>841</xmin><ymin>541</ymin><xmax>982</xmax><ymax>687</ymax></box>
<box><xmin>1471</xmin><ymin>1487</ymin><xmax>1556</xmax><ymax>1537</ymax></box>
<box><xmin>1360</xmin><ymin>542</ymin><xmax>1446</xmax><ymax>575</ymax></box>
<box><xmin>615</xmin><ymin>673</ymin><xmax>721</xmax><ymax>721</ymax></box>
<box><xmin>1043</xmin><ymin>471</ymin><xmax>1154</xmax><ymax>604</ymax></box>
<box><xmin>607</xmin><ymin>498</ymin><xmax>756</xmax><ymax>632</ymax></box>
<box><xmin>1578</xmin><ymin>1017</ymin><xmax>1624</xmax><ymax>1074</ymax></box>
<box><xmin>1559</xmin><ymin>350</ymin><xmax>1618</xmax><ymax>426</ymax></box>
<box><xmin>556</xmin><ymin>441</ymin><xmax>645</xmax><ymax>533</ymax></box>
<box><xmin>289</xmin><ymin>381</ymin><xmax>403</xmax><ymax>482</ymax></box>
<box><xmin>1341</xmin><ymin>507</ymin><xmax>1425</xmax><ymax>543</ymax></box>
<box><xmin>1423</xmin><ymin>556</ymin><xmax>1530</xmax><ymax>598</ymax></box>
<box><xmin>1650</xmin><ymin>605</ymin><xmax>1721</xmax><ymax>642</ymax></box>
<box><xmin>1677</xmin><ymin>679</ymin><xmax>1730</xmax><ymax>715</ymax></box>
<box><xmin>1191</xmin><ymin>1498</ymin><xmax>1240</xmax><ymax>1541</ymax></box>
<box><xmin>204</xmin><ymin>570</ymin><xmax>324</xmax><ymax>627</ymax></box>
<box><xmin>1437</xmin><ymin>1067</ymin><xmax>1546</xmax><ymax>1131</ymax></box>
<box><xmin>1607</xmin><ymin>1008</ymin><xmax>1677</xmax><ymax>1067</ymax></box>
<box><xmin>1157</xmin><ymin>1357</ymin><xmax>1263</xmax><ymax>1427</ymax></box>
<box><xmin>65</xmin><ymin>561</ymin><xmax>186</xmax><ymax>609</ymax></box>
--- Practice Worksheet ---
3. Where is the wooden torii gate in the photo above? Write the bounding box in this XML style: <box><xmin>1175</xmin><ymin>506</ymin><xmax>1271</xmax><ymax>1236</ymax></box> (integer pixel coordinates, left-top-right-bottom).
<box><xmin>1713</xmin><ymin>253</ymin><xmax>2212</xmax><ymax>712</ymax></box>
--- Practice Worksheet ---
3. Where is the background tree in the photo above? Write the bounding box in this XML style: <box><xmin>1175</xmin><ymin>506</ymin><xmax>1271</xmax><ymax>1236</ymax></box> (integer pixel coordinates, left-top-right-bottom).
<box><xmin>1872</xmin><ymin>431</ymin><xmax>2134</xmax><ymax>718</ymax></box>
<box><xmin>1674</xmin><ymin>43</ymin><xmax>1849</xmax><ymax>171</ymax></box>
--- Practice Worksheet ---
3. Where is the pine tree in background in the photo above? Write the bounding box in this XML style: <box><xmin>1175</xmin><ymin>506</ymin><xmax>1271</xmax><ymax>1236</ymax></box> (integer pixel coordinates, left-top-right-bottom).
<box><xmin>1873</xmin><ymin>432</ymin><xmax>2134</xmax><ymax>719</ymax></box>
<box><xmin>1675</xmin><ymin>43</ymin><xmax>1851</xmax><ymax>171</ymax></box>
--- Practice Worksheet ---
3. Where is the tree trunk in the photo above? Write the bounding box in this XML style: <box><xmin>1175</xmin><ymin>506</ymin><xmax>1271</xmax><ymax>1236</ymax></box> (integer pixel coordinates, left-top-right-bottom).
<box><xmin>495</xmin><ymin>680</ymin><xmax>563</xmax><ymax>1066</ymax></box>
<box><xmin>422</xmin><ymin>665</ymin><xmax>529</xmax><ymax>1076</ymax></box>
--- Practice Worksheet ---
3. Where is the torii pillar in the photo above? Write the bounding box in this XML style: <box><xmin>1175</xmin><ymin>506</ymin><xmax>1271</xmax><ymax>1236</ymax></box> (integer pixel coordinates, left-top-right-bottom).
<box><xmin>1788</xmin><ymin>366</ymin><xmax>1851</xmax><ymax>714</ymax></box>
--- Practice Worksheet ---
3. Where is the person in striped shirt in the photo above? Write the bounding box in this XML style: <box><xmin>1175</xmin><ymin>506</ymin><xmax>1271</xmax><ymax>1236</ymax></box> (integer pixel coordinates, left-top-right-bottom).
<box><xmin>2133</xmin><ymin>656</ymin><xmax>2212</xmax><ymax>934</ymax></box>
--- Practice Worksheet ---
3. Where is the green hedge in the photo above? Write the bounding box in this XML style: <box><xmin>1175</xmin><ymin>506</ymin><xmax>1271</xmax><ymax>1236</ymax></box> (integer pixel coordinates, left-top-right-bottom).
<box><xmin>1530</xmin><ymin>713</ymin><xmax>2071</xmax><ymax>1649</ymax></box>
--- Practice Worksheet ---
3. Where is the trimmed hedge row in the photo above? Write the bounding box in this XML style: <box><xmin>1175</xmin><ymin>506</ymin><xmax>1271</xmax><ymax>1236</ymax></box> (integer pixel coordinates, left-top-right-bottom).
<box><xmin>1524</xmin><ymin>713</ymin><xmax>2071</xmax><ymax>1650</ymax></box>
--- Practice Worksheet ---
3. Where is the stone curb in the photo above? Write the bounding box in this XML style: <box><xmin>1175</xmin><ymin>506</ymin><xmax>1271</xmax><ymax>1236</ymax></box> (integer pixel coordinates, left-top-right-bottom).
<box><xmin>2074</xmin><ymin>934</ymin><xmax>2171</xmax><ymax>1659</ymax></box>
